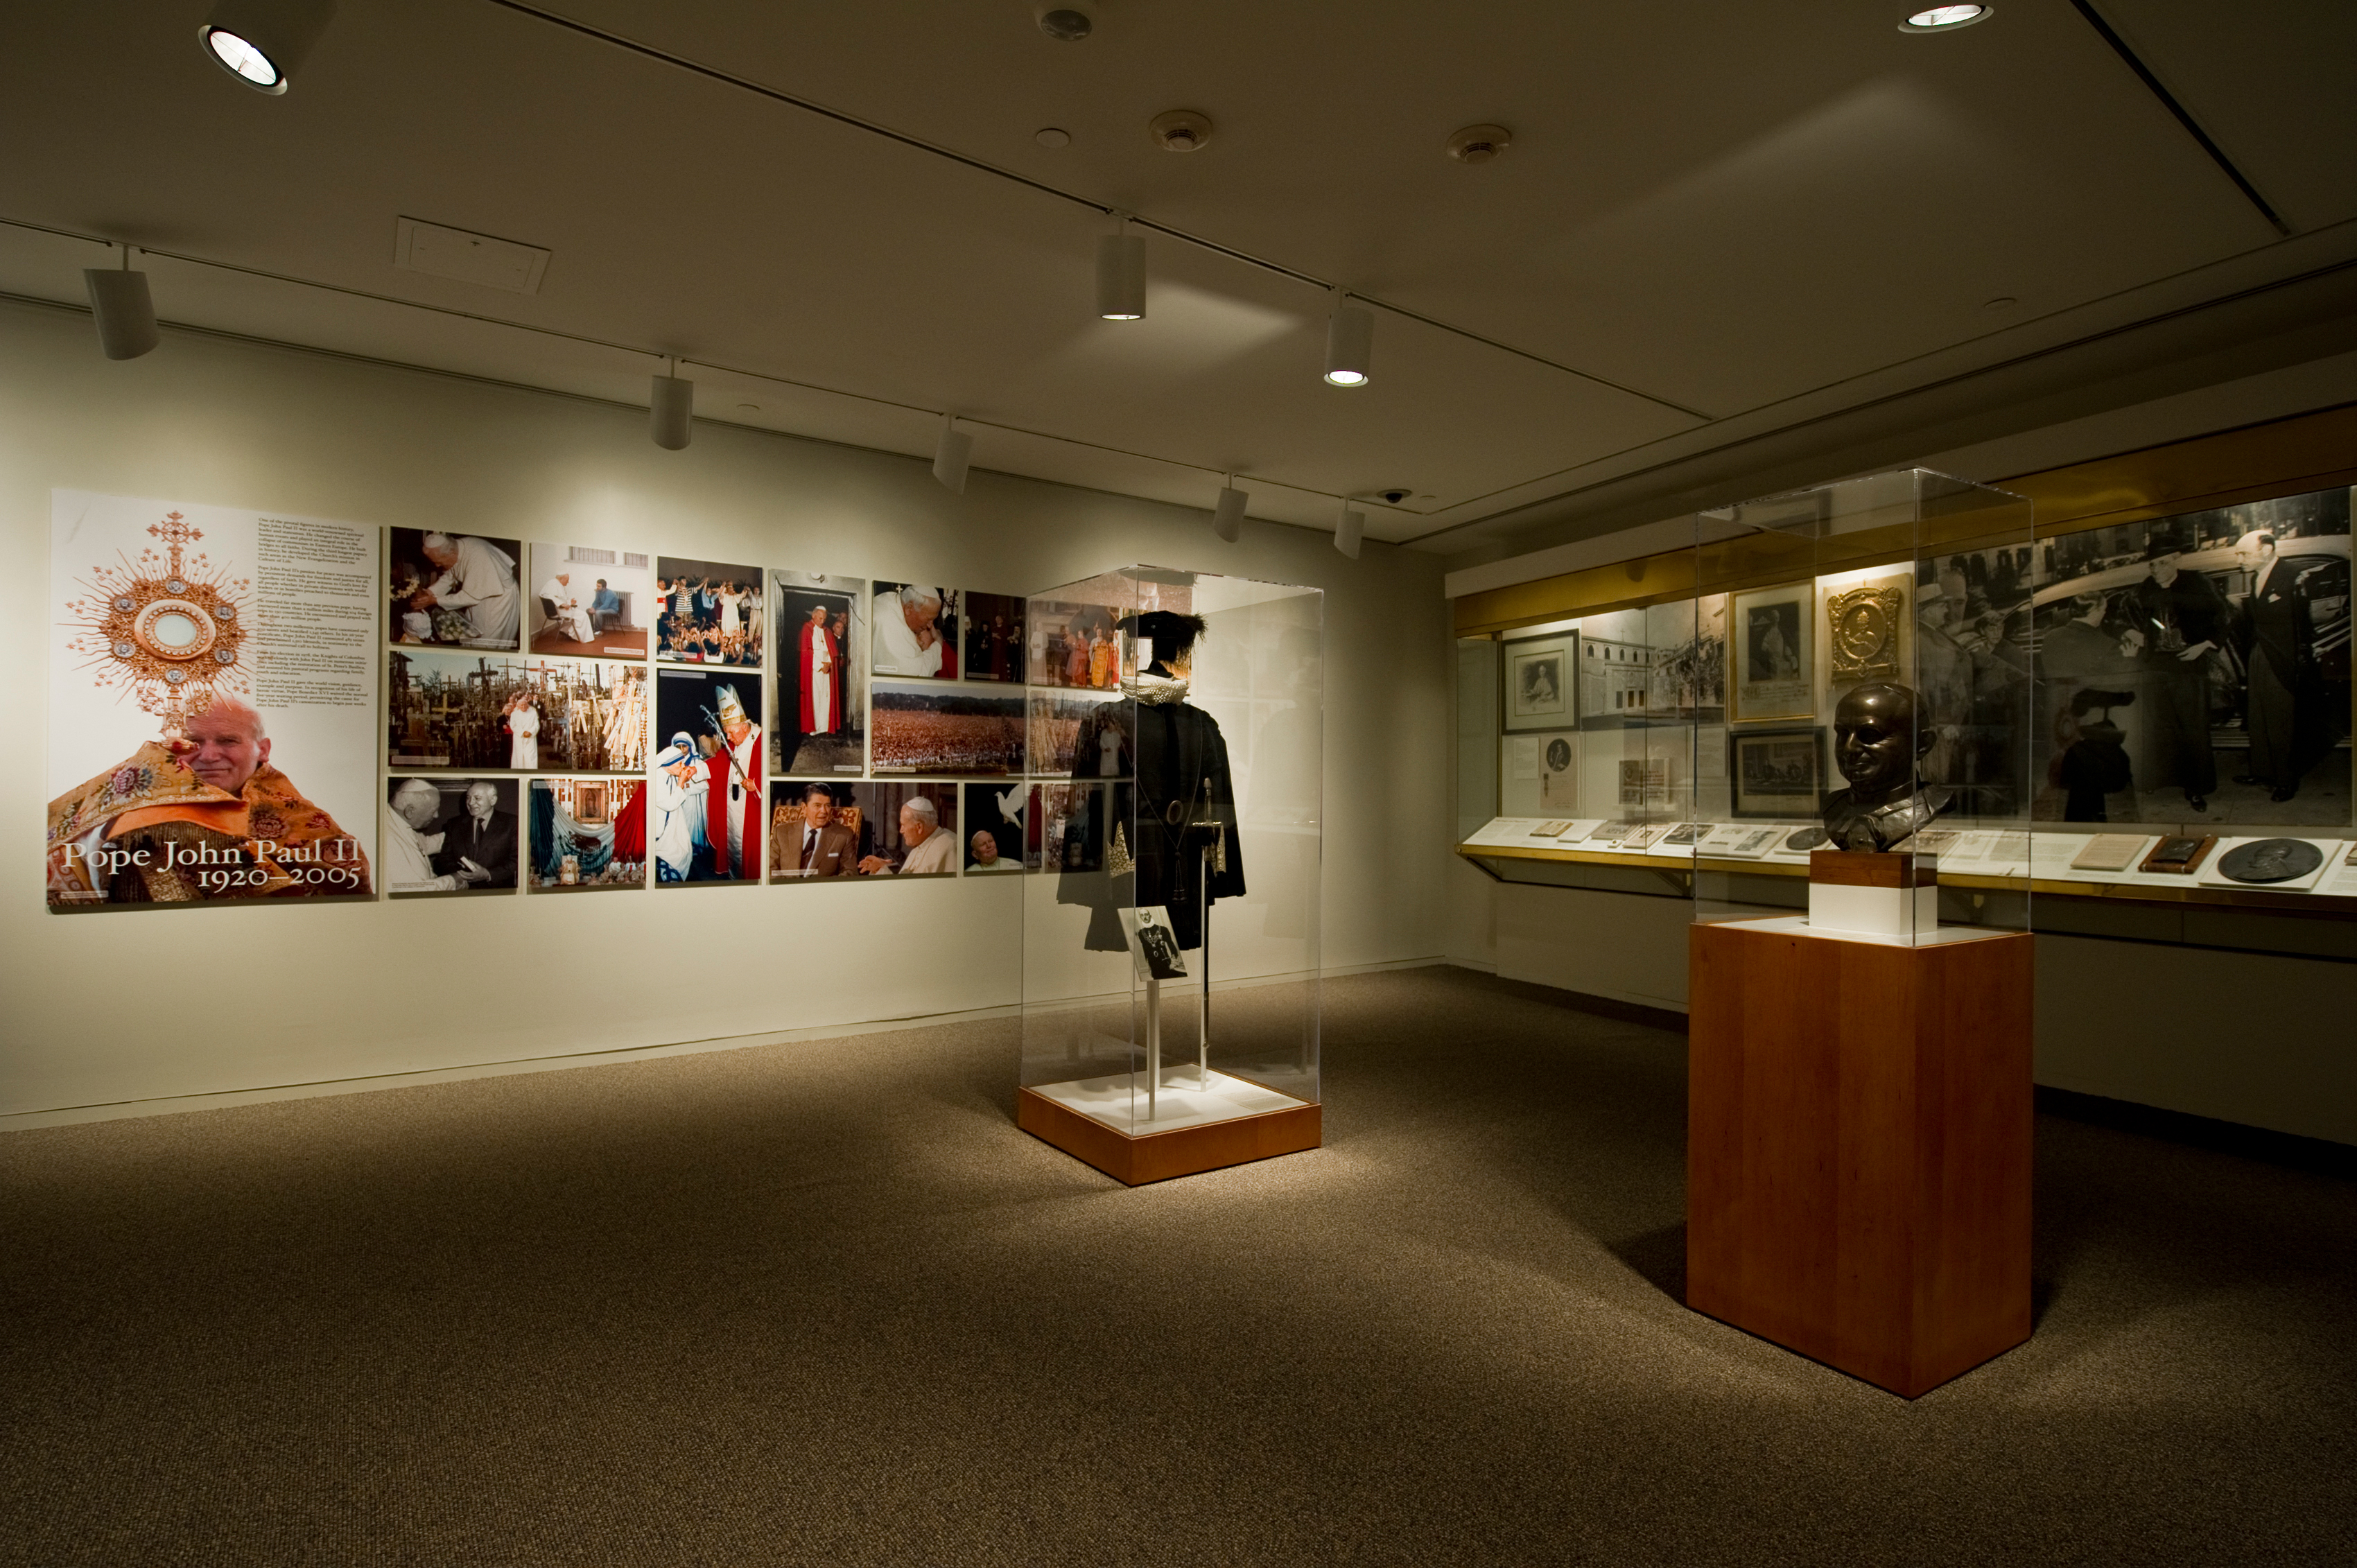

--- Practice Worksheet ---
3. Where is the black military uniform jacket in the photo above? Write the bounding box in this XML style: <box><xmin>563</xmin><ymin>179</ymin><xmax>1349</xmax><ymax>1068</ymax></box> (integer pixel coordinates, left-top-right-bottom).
<box><xmin>1061</xmin><ymin>676</ymin><xmax>1245</xmax><ymax>952</ymax></box>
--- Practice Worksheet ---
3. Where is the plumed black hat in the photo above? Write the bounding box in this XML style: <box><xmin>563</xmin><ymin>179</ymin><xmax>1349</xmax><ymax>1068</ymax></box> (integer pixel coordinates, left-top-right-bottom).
<box><xmin>1117</xmin><ymin>610</ymin><xmax>1208</xmax><ymax>659</ymax></box>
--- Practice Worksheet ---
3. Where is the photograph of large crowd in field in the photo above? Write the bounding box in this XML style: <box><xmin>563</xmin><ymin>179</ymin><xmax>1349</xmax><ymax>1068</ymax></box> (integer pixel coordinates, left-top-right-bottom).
<box><xmin>870</xmin><ymin>681</ymin><xmax>1025</xmax><ymax>774</ymax></box>
<box><xmin>388</xmin><ymin>649</ymin><xmax>649</xmax><ymax>772</ymax></box>
<box><xmin>1029</xmin><ymin>688</ymin><xmax>1118</xmax><ymax>776</ymax></box>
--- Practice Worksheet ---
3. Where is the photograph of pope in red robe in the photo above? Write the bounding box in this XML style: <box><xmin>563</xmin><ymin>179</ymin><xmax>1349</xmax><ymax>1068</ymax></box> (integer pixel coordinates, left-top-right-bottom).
<box><xmin>652</xmin><ymin>670</ymin><xmax>764</xmax><ymax>883</ymax></box>
<box><xmin>769</xmin><ymin>573</ymin><xmax>867</xmax><ymax>777</ymax></box>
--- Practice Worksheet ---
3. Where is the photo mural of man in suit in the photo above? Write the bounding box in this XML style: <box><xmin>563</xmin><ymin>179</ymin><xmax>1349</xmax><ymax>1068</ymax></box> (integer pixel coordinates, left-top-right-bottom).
<box><xmin>432</xmin><ymin>779</ymin><xmax>519</xmax><ymax>889</ymax></box>
<box><xmin>776</xmin><ymin>782</ymin><xmax>858</xmax><ymax>879</ymax></box>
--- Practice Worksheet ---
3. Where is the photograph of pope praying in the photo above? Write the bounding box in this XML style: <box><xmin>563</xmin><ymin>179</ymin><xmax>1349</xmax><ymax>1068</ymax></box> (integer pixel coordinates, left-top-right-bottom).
<box><xmin>872</xmin><ymin>582</ymin><xmax>962</xmax><ymax>678</ymax></box>
<box><xmin>650</xmin><ymin>670</ymin><xmax>765</xmax><ymax>885</ymax></box>
<box><xmin>655</xmin><ymin>557</ymin><xmax>764</xmax><ymax>667</ymax></box>
<box><xmin>389</xmin><ymin>528</ymin><xmax>523</xmax><ymax>651</ymax></box>
<box><xmin>771</xmin><ymin>570</ymin><xmax>868</xmax><ymax>776</ymax></box>
<box><xmin>381</xmin><ymin>776</ymin><xmax>519</xmax><ymax>897</ymax></box>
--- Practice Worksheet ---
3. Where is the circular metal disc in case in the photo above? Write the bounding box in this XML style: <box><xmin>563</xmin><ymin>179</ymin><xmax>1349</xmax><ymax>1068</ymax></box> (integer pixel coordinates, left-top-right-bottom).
<box><xmin>2215</xmin><ymin>837</ymin><xmax>2324</xmax><ymax>885</ymax></box>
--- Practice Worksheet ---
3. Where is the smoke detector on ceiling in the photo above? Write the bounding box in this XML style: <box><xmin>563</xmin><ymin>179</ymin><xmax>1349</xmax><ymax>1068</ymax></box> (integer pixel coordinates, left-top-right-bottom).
<box><xmin>1035</xmin><ymin>4</ymin><xmax>1093</xmax><ymax>42</ymax></box>
<box><xmin>1149</xmin><ymin>110</ymin><xmax>1213</xmax><ymax>152</ymax></box>
<box><xmin>1445</xmin><ymin>125</ymin><xmax>1513</xmax><ymax>164</ymax></box>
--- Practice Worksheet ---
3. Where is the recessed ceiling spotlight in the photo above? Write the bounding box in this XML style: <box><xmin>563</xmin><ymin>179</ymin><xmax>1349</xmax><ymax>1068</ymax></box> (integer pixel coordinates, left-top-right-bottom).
<box><xmin>198</xmin><ymin>0</ymin><xmax>338</xmax><ymax>95</ymax></box>
<box><xmin>1981</xmin><ymin>295</ymin><xmax>2019</xmax><ymax>313</ymax></box>
<box><xmin>1035</xmin><ymin>127</ymin><xmax>1072</xmax><ymax>148</ymax></box>
<box><xmin>1149</xmin><ymin>110</ymin><xmax>1213</xmax><ymax>153</ymax></box>
<box><xmin>736</xmin><ymin>402</ymin><xmax>760</xmax><ymax>412</ymax></box>
<box><xmin>1445</xmin><ymin>125</ymin><xmax>1513</xmax><ymax>164</ymax></box>
<box><xmin>1899</xmin><ymin>5</ymin><xmax>1993</xmax><ymax>32</ymax></box>
<box><xmin>1374</xmin><ymin>487</ymin><xmax>1414</xmax><ymax>505</ymax></box>
<box><xmin>1035</xmin><ymin>5</ymin><xmax>1093</xmax><ymax>42</ymax></box>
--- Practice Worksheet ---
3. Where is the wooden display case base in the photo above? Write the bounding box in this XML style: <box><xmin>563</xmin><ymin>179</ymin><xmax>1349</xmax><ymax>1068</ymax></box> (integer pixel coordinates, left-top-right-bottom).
<box><xmin>1687</xmin><ymin>916</ymin><xmax>2034</xmax><ymax>1397</ymax></box>
<box><xmin>1018</xmin><ymin>1086</ymin><xmax>1321</xmax><ymax>1186</ymax></box>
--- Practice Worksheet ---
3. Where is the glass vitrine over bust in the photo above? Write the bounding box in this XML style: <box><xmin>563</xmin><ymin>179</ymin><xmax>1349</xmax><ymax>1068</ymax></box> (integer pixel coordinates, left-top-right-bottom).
<box><xmin>1018</xmin><ymin>567</ymin><xmax>1322</xmax><ymax>1185</ymax></box>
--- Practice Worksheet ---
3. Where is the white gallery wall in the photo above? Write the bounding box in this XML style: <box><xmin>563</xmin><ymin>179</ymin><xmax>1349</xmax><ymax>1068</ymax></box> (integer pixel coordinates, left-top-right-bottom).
<box><xmin>0</xmin><ymin>300</ymin><xmax>1451</xmax><ymax>1121</ymax></box>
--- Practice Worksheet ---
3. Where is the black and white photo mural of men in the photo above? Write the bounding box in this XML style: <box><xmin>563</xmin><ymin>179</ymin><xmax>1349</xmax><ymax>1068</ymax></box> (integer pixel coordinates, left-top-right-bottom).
<box><xmin>2024</xmin><ymin>487</ymin><xmax>2348</xmax><ymax>824</ymax></box>
<box><xmin>382</xmin><ymin>776</ymin><xmax>519</xmax><ymax>896</ymax></box>
<box><xmin>390</xmin><ymin>528</ymin><xmax>523</xmax><ymax>650</ymax></box>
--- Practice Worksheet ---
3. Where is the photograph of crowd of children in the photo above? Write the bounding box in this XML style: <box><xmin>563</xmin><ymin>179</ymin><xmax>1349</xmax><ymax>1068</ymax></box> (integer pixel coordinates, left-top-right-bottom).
<box><xmin>962</xmin><ymin>781</ymin><xmax>1027</xmax><ymax>872</ymax></box>
<box><xmin>390</xmin><ymin>528</ymin><xmax>523</xmax><ymax>651</ymax></box>
<box><xmin>650</xmin><ymin>671</ymin><xmax>765</xmax><ymax>885</ymax></box>
<box><xmin>772</xmin><ymin>570</ymin><xmax>867</xmax><ymax>775</ymax></box>
<box><xmin>1028</xmin><ymin>688</ymin><xmax>1119</xmax><ymax>776</ymax></box>
<box><xmin>962</xmin><ymin>591</ymin><xmax>1025</xmax><ymax>683</ymax></box>
<box><xmin>381</xmin><ymin>776</ymin><xmax>519</xmax><ymax>897</ymax></box>
<box><xmin>871</xmin><ymin>681</ymin><xmax>1026</xmax><ymax>774</ymax></box>
<box><xmin>872</xmin><ymin>582</ymin><xmax>962</xmax><ymax>678</ymax></box>
<box><xmin>386</xmin><ymin>649</ymin><xmax>649</xmax><ymax>772</ymax></box>
<box><xmin>767</xmin><ymin>780</ymin><xmax>959</xmax><ymax>877</ymax></box>
<box><xmin>526</xmin><ymin>543</ymin><xmax>650</xmax><ymax>659</ymax></box>
<box><xmin>527</xmin><ymin>776</ymin><xmax>647</xmax><ymax>891</ymax></box>
<box><xmin>654</xmin><ymin>557</ymin><xmax>763</xmax><ymax>666</ymax></box>
<box><xmin>1029</xmin><ymin>600</ymin><xmax>1125</xmax><ymax>689</ymax></box>
<box><xmin>1967</xmin><ymin>487</ymin><xmax>2348</xmax><ymax>826</ymax></box>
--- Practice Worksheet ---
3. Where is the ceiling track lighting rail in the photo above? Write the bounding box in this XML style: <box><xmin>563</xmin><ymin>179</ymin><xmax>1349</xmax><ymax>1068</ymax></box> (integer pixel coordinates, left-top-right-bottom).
<box><xmin>9</xmin><ymin>209</ymin><xmax>1420</xmax><ymax>535</ymax></box>
<box><xmin>473</xmin><ymin>0</ymin><xmax>1707</xmax><ymax>421</ymax></box>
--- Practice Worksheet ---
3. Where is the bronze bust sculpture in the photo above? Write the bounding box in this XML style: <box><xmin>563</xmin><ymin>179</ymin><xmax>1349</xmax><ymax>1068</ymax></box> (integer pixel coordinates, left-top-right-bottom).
<box><xmin>1821</xmin><ymin>681</ymin><xmax>1953</xmax><ymax>852</ymax></box>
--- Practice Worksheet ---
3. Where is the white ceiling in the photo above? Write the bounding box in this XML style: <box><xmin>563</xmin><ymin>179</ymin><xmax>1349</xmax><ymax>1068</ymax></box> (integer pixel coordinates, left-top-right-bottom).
<box><xmin>2</xmin><ymin>1</ymin><xmax>2352</xmax><ymax>558</ymax></box>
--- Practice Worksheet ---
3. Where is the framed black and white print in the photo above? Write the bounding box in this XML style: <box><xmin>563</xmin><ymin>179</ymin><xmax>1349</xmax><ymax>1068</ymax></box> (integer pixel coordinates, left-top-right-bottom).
<box><xmin>1730</xmin><ymin>582</ymin><xmax>1814</xmax><ymax>723</ymax></box>
<box><xmin>1728</xmin><ymin>725</ymin><xmax>1827</xmax><ymax>819</ymax></box>
<box><xmin>1502</xmin><ymin>631</ymin><xmax>1577</xmax><ymax>733</ymax></box>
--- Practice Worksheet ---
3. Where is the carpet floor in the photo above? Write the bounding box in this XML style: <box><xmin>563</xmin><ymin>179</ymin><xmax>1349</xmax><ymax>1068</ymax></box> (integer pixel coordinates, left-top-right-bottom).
<box><xmin>3</xmin><ymin>966</ymin><xmax>2351</xmax><ymax>1567</ymax></box>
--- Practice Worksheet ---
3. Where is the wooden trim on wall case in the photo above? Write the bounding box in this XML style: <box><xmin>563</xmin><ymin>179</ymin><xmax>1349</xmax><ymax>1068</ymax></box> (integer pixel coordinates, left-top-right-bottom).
<box><xmin>1454</xmin><ymin>399</ymin><xmax>2357</xmax><ymax>639</ymax></box>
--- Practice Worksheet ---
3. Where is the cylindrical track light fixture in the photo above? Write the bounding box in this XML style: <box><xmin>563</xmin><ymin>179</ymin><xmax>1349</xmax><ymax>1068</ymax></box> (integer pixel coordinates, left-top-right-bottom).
<box><xmin>650</xmin><ymin>360</ymin><xmax>693</xmax><ymax>450</ymax></box>
<box><xmin>84</xmin><ymin>249</ymin><xmax>159</xmax><ymax>361</ymax></box>
<box><xmin>1324</xmin><ymin>291</ymin><xmax>1372</xmax><ymax>387</ymax></box>
<box><xmin>1095</xmin><ymin>218</ymin><xmax>1145</xmax><ymax>320</ymax></box>
<box><xmin>1334</xmin><ymin>503</ymin><xmax>1365</xmax><ymax>559</ymax></box>
<box><xmin>1210</xmin><ymin>480</ymin><xmax>1246</xmax><ymax>543</ymax></box>
<box><xmin>199</xmin><ymin>0</ymin><xmax>338</xmax><ymax>94</ymax></box>
<box><xmin>933</xmin><ymin>415</ymin><xmax>973</xmax><ymax>494</ymax></box>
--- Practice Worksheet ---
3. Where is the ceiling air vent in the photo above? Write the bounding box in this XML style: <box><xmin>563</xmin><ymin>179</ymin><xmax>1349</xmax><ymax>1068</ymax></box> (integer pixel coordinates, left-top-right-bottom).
<box><xmin>394</xmin><ymin>218</ymin><xmax>551</xmax><ymax>295</ymax></box>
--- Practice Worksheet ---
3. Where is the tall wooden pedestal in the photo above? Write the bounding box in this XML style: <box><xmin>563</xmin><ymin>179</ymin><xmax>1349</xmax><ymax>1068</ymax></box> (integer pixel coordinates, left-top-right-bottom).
<box><xmin>1687</xmin><ymin>916</ymin><xmax>2033</xmax><ymax>1397</ymax></box>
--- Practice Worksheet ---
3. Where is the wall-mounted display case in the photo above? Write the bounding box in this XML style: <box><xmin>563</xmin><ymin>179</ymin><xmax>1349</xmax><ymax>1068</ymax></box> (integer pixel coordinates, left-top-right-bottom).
<box><xmin>1457</xmin><ymin>469</ymin><xmax>2357</xmax><ymax>923</ymax></box>
<box><xmin>1019</xmin><ymin>568</ymin><xmax>1321</xmax><ymax>1185</ymax></box>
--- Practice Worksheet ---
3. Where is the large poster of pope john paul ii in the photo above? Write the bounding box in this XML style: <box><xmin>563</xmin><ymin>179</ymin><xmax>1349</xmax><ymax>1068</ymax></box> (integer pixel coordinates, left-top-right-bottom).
<box><xmin>46</xmin><ymin>491</ymin><xmax>376</xmax><ymax>907</ymax></box>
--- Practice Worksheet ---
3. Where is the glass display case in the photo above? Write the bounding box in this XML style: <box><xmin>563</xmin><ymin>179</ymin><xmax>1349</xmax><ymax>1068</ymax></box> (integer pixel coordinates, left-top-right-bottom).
<box><xmin>1459</xmin><ymin>469</ymin><xmax>2357</xmax><ymax>921</ymax></box>
<box><xmin>1018</xmin><ymin>567</ymin><xmax>1321</xmax><ymax>1185</ymax></box>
